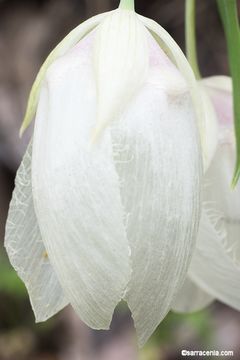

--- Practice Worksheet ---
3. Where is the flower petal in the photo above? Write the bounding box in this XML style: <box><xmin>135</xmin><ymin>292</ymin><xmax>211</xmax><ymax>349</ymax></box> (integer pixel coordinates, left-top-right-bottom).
<box><xmin>204</xmin><ymin>140</ymin><xmax>239</xmax><ymax>243</ymax></box>
<box><xmin>5</xmin><ymin>142</ymin><xmax>67</xmax><ymax>321</ymax></box>
<box><xmin>20</xmin><ymin>11</ymin><xmax>111</xmax><ymax>136</ymax></box>
<box><xmin>198</xmin><ymin>84</ymin><xmax>218</xmax><ymax>170</ymax></box>
<box><xmin>92</xmin><ymin>9</ymin><xmax>149</xmax><ymax>141</ymax></box>
<box><xmin>201</xmin><ymin>76</ymin><xmax>233</xmax><ymax>128</ymax></box>
<box><xmin>111</xmin><ymin>39</ymin><xmax>202</xmax><ymax>346</ymax></box>
<box><xmin>172</xmin><ymin>277</ymin><xmax>214</xmax><ymax>313</ymax></box>
<box><xmin>189</xmin><ymin>202</ymin><xmax>240</xmax><ymax>311</ymax></box>
<box><xmin>190</xmin><ymin>139</ymin><xmax>240</xmax><ymax>310</ymax></box>
<box><xmin>202</xmin><ymin>76</ymin><xmax>232</xmax><ymax>93</ymax></box>
<box><xmin>139</xmin><ymin>15</ymin><xmax>210</xmax><ymax>169</ymax></box>
<box><xmin>187</xmin><ymin>79</ymin><xmax>240</xmax><ymax>311</ymax></box>
<box><xmin>32</xmin><ymin>34</ymin><xmax>131</xmax><ymax>330</ymax></box>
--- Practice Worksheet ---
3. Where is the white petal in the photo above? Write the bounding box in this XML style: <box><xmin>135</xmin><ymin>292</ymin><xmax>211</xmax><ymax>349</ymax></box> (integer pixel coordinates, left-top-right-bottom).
<box><xmin>5</xmin><ymin>143</ymin><xmax>68</xmax><ymax>321</ymax></box>
<box><xmin>190</xmin><ymin>203</ymin><xmax>240</xmax><ymax>311</ymax></box>
<box><xmin>201</xmin><ymin>76</ymin><xmax>232</xmax><ymax>93</ymax></box>
<box><xmin>204</xmin><ymin>133</ymin><xmax>239</xmax><ymax>256</ymax></box>
<box><xmin>191</xmin><ymin>140</ymin><xmax>240</xmax><ymax>309</ymax></box>
<box><xmin>201</xmin><ymin>76</ymin><xmax>233</xmax><ymax>131</ymax></box>
<box><xmin>198</xmin><ymin>84</ymin><xmax>218</xmax><ymax>171</ymax></box>
<box><xmin>172</xmin><ymin>277</ymin><xmax>214</xmax><ymax>313</ymax></box>
<box><xmin>188</xmin><ymin>81</ymin><xmax>240</xmax><ymax>311</ymax></box>
<box><xmin>20</xmin><ymin>11</ymin><xmax>111</xmax><ymax>135</ymax></box>
<box><xmin>92</xmin><ymin>9</ymin><xmax>149</xmax><ymax>141</ymax></box>
<box><xmin>32</xmin><ymin>33</ymin><xmax>131</xmax><ymax>330</ymax></box>
<box><xmin>139</xmin><ymin>15</ymin><xmax>210</xmax><ymax>169</ymax></box>
<box><xmin>111</xmin><ymin>38</ymin><xmax>202</xmax><ymax>346</ymax></box>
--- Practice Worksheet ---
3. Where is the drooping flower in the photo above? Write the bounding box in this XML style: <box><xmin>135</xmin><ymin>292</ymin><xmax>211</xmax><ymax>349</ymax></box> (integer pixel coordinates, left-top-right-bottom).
<box><xmin>173</xmin><ymin>76</ymin><xmax>240</xmax><ymax>313</ymax></box>
<box><xmin>5</xmin><ymin>1</ymin><xmax>204</xmax><ymax>345</ymax></box>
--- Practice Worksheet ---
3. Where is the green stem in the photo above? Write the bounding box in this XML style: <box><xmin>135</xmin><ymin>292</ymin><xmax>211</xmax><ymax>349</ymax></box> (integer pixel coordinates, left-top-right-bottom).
<box><xmin>119</xmin><ymin>0</ymin><xmax>135</xmax><ymax>10</ymax></box>
<box><xmin>185</xmin><ymin>0</ymin><xmax>201</xmax><ymax>79</ymax></box>
<box><xmin>217</xmin><ymin>0</ymin><xmax>240</xmax><ymax>186</ymax></box>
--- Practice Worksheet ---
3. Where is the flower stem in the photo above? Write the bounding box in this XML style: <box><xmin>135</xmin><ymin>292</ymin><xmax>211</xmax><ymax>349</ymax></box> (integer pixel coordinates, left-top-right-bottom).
<box><xmin>217</xmin><ymin>0</ymin><xmax>240</xmax><ymax>186</ymax></box>
<box><xmin>185</xmin><ymin>0</ymin><xmax>201</xmax><ymax>79</ymax></box>
<box><xmin>119</xmin><ymin>0</ymin><xmax>135</xmax><ymax>11</ymax></box>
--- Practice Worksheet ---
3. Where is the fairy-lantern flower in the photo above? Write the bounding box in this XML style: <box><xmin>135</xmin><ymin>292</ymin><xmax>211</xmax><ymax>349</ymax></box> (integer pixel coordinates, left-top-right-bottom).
<box><xmin>5</xmin><ymin>0</ymin><xmax>204</xmax><ymax>345</ymax></box>
<box><xmin>173</xmin><ymin>76</ymin><xmax>240</xmax><ymax>314</ymax></box>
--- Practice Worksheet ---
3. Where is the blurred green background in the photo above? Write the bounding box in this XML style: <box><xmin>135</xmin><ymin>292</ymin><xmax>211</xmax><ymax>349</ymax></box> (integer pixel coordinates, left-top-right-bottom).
<box><xmin>0</xmin><ymin>0</ymin><xmax>240</xmax><ymax>359</ymax></box>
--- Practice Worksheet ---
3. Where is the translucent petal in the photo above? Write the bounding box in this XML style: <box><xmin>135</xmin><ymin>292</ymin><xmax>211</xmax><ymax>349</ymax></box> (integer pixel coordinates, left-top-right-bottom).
<box><xmin>32</xmin><ymin>34</ymin><xmax>131</xmax><ymax>330</ymax></box>
<box><xmin>191</xmin><ymin>141</ymin><xmax>239</xmax><ymax>308</ymax></box>
<box><xmin>206</xmin><ymin>143</ymin><xmax>238</xmax><ymax>227</ymax></box>
<box><xmin>198</xmin><ymin>84</ymin><xmax>218</xmax><ymax>171</ymax></box>
<box><xmin>139</xmin><ymin>15</ymin><xmax>209</xmax><ymax>168</ymax></box>
<box><xmin>172</xmin><ymin>277</ymin><xmax>214</xmax><ymax>313</ymax></box>
<box><xmin>111</xmin><ymin>39</ymin><xmax>202</xmax><ymax>345</ymax></box>
<box><xmin>188</xmin><ymin>80</ymin><xmax>240</xmax><ymax>311</ymax></box>
<box><xmin>20</xmin><ymin>11</ymin><xmax>110</xmax><ymax>135</ymax></box>
<box><xmin>92</xmin><ymin>9</ymin><xmax>149</xmax><ymax>141</ymax></box>
<box><xmin>204</xmin><ymin>116</ymin><xmax>237</xmax><ymax>253</ymax></box>
<box><xmin>4</xmin><ymin>142</ymin><xmax>68</xmax><ymax>321</ymax></box>
<box><xmin>201</xmin><ymin>76</ymin><xmax>233</xmax><ymax>128</ymax></box>
<box><xmin>189</xmin><ymin>202</ymin><xmax>240</xmax><ymax>311</ymax></box>
<box><xmin>202</xmin><ymin>76</ymin><xmax>232</xmax><ymax>93</ymax></box>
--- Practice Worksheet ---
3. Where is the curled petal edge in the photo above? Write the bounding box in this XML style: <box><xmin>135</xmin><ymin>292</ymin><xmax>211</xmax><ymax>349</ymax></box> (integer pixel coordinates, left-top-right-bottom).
<box><xmin>20</xmin><ymin>11</ymin><xmax>111</xmax><ymax>136</ymax></box>
<box><xmin>201</xmin><ymin>75</ymin><xmax>232</xmax><ymax>93</ymax></box>
<box><xmin>139</xmin><ymin>15</ymin><xmax>206</xmax><ymax>168</ymax></box>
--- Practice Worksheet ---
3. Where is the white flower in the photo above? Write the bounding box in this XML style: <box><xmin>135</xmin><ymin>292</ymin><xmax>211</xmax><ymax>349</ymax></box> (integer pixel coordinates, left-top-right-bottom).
<box><xmin>173</xmin><ymin>76</ymin><xmax>240</xmax><ymax>314</ymax></box>
<box><xmin>5</xmin><ymin>3</ymin><xmax>203</xmax><ymax>345</ymax></box>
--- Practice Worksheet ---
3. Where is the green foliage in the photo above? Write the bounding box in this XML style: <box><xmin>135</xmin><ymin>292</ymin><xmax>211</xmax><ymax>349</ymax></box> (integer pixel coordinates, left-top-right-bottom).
<box><xmin>185</xmin><ymin>0</ymin><xmax>201</xmax><ymax>79</ymax></box>
<box><xmin>217</xmin><ymin>0</ymin><xmax>240</xmax><ymax>186</ymax></box>
<box><xmin>151</xmin><ymin>310</ymin><xmax>212</xmax><ymax>345</ymax></box>
<box><xmin>0</xmin><ymin>251</ymin><xmax>26</xmax><ymax>298</ymax></box>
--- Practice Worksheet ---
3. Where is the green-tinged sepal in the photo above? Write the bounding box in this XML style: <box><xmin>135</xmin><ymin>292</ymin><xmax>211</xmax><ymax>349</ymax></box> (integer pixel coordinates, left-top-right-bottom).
<box><xmin>20</xmin><ymin>11</ymin><xmax>110</xmax><ymax>136</ymax></box>
<box><xmin>217</xmin><ymin>0</ymin><xmax>240</xmax><ymax>186</ymax></box>
<box><xmin>92</xmin><ymin>9</ymin><xmax>148</xmax><ymax>143</ymax></box>
<box><xmin>119</xmin><ymin>0</ymin><xmax>135</xmax><ymax>11</ymax></box>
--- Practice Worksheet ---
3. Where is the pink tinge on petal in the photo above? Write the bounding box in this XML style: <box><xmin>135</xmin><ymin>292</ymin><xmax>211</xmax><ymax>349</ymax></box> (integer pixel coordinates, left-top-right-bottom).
<box><xmin>66</xmin><ymin>29</ymin><xmax>96</xmax><ymax>60</ymax></box>
<box><xmin>204</xmin><ymin>84</ymin><xmax>235</xmax><ymax>146</ymax></box>
<box><xmin>148</xmin><ymin>32</ymin><xmax>173</xmax><ymax>68</ymax></box>
<box><xmin>147</xmin><ymin>32</ymin><xmax>188</xmax><ymax>95</ymax></box>
<box><xmin>207</xmin><ymin>87</ymin><xmax>233</xmax><ymax>127</ymax></box>
<box><xmin>148</xmin><ymin>31</ymin><xmax>182</xmax><ymax>74</ymax></box>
